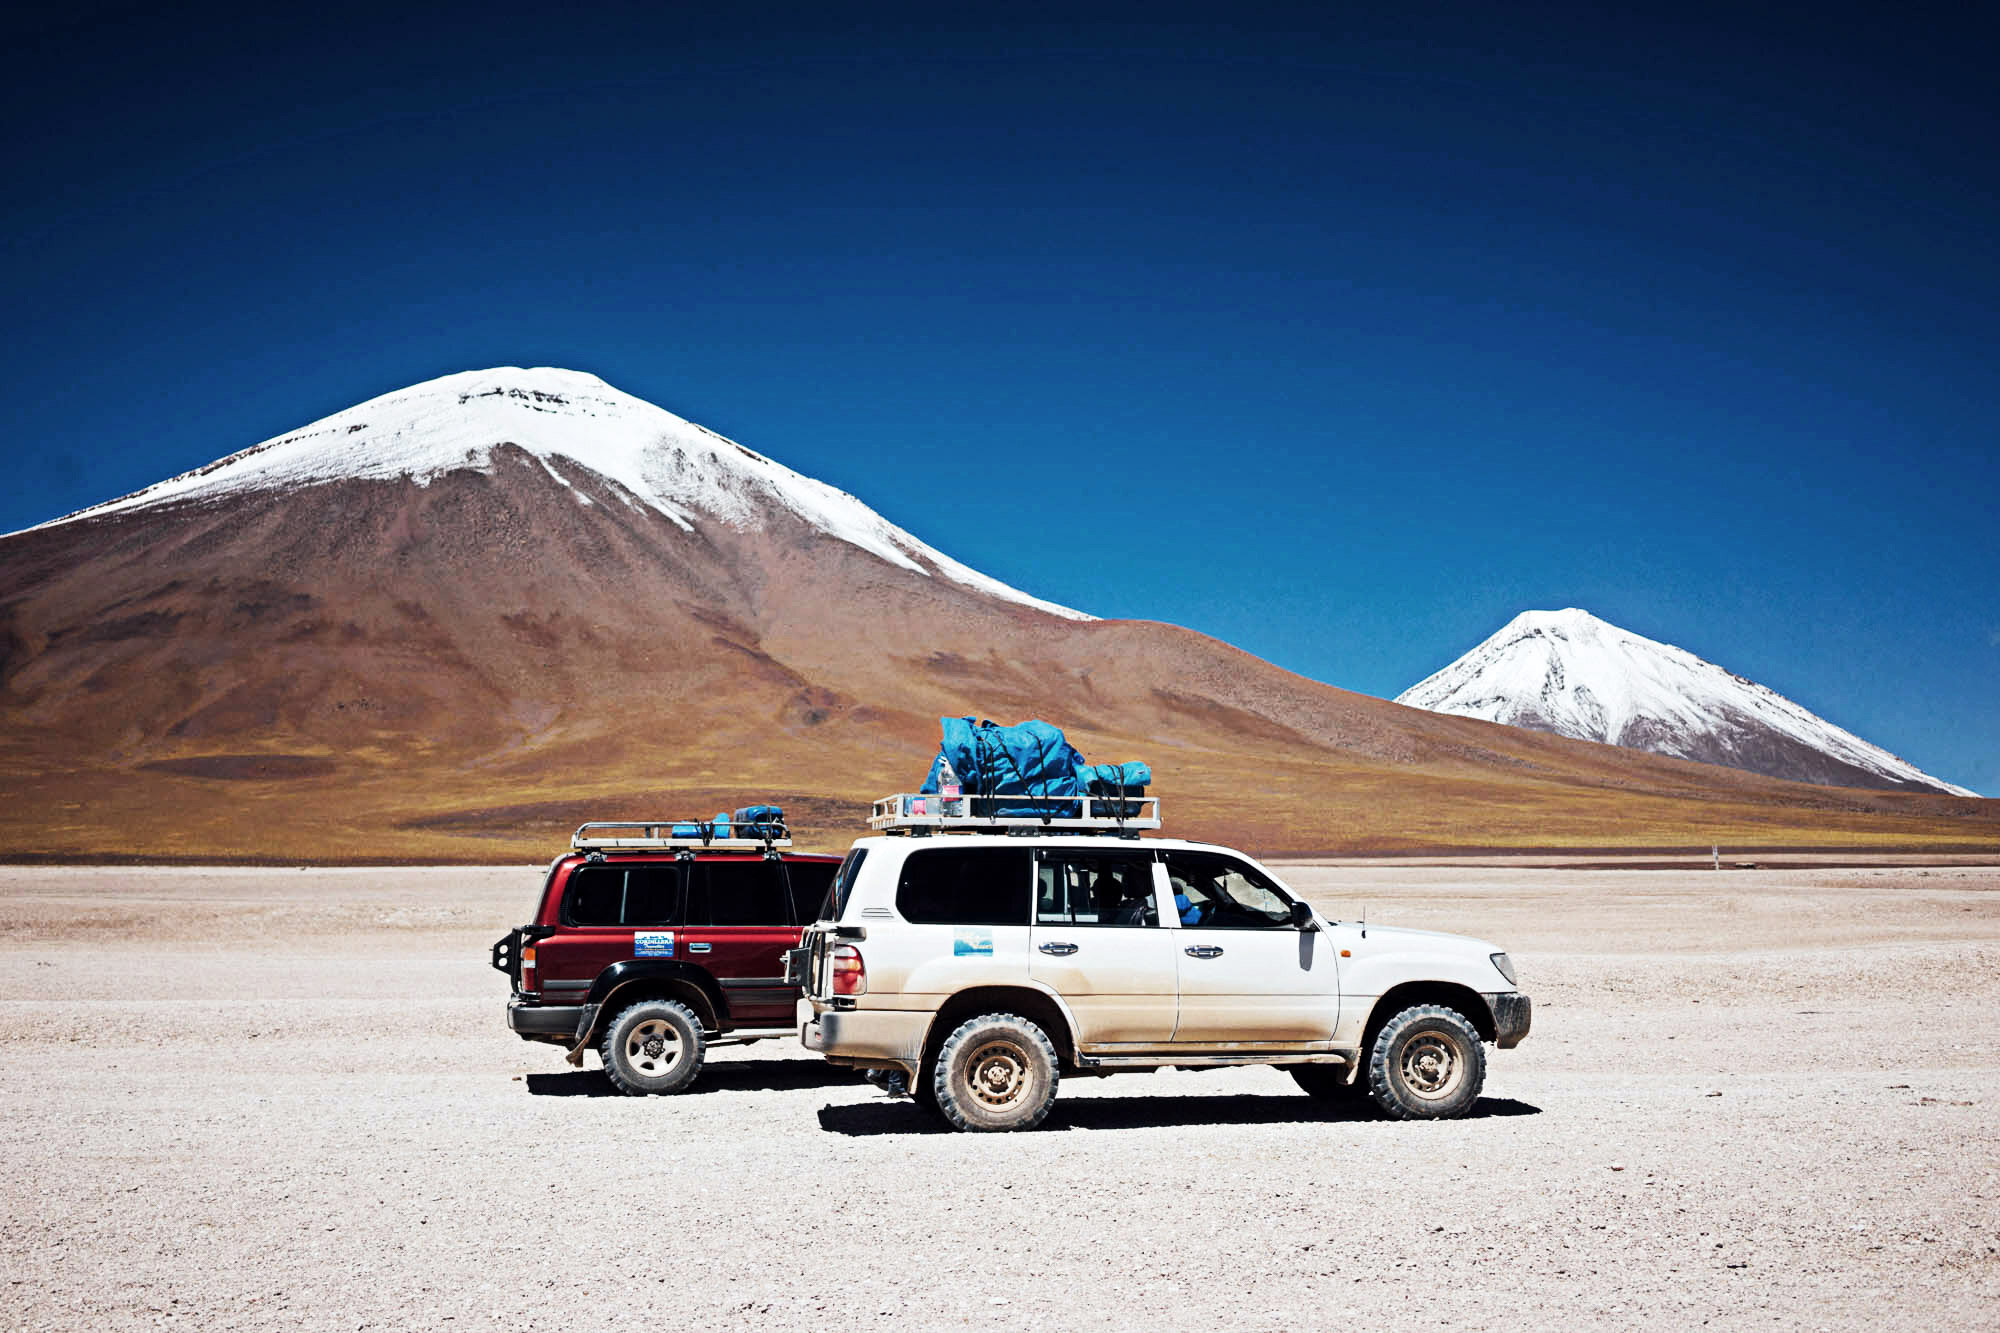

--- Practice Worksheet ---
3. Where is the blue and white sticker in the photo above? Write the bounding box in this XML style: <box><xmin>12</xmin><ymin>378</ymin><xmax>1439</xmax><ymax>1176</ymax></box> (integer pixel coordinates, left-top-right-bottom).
<box><xmin>634</xmin><ymin>931</ymin><xmax>675</xmax><ymax>958</ymax></box>
<box><xmin>953</xmin><ymin>927</ymin><xmax>993</xmax><ymax>957</ymax></box>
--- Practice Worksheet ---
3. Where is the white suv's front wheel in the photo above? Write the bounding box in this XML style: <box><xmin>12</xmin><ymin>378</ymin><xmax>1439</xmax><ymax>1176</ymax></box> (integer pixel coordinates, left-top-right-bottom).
<box><xmin>1366</xmin><ymin>1004</ymin><xmax>1486</xmax><ymax>1120</ymax></box>
<box><xmin>931</xmin><ymin>1012</ymin><xmax>1060</xmax><ymax>1131</ymax></box>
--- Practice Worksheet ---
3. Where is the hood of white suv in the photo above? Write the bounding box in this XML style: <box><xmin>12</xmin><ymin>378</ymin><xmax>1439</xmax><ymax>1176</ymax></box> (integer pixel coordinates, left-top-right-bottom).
<box><xmin>1335</xmin><ymin>922</ymin><xmax>1501</xmax><ymax>952</ymax></box>
<box><xmin>1324</xmin><ymin>920</ymin><xmax>1518</xmax><ymax>993</ymax></box>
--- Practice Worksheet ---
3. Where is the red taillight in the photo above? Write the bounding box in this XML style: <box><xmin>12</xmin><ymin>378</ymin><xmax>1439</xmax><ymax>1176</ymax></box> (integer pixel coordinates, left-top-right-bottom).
<box><xmin>520</xmin><ymin>945</ymin><xmax>537</xmax><ymax>991</ymax></box>
<box><xmin>831</xmin><ymin>945</ymin><xmax>866</xmax><ymax>996</ymax></box>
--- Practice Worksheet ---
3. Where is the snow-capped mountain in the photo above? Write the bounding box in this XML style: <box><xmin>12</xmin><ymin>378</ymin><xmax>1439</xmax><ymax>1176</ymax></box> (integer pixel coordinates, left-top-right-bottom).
<box><xmin>20</xmin><ymin>366</ymin><xmax>1088</xmax><ymax>620</ymax></box>
<box><xmin>3</xmin><ymin>372</ymin><xmax>1988</xmax><ymax>860</ymax></box>
<box><xmin>1396</xmin><ymin>608</ymin><xmax>1975</xmax><ymax>796</ymax></box>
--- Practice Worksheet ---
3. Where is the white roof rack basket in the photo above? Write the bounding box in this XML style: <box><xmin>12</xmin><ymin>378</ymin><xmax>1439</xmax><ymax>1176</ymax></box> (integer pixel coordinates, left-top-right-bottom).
<box><xmin>572</xmin><ymin>820</ymin><xmax>791</xmax><ymax>851</ymax></box>
<box><xmin>868</xmin><ymin>792</ymin><xmax>1160</xmax><ymax>834</ymax></box>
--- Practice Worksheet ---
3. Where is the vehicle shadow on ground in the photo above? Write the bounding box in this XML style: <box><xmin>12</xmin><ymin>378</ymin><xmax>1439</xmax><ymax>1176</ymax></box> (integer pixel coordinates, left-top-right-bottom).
<box><xmin>816</xmin><ymin>1094</ymin><xmax>1541</xmax><ymax>1135</ymax></box>
<box><xmin>525</xmin><ymin>1060</ymin><xmax>864</xmax><ymax>1098</ymax></box>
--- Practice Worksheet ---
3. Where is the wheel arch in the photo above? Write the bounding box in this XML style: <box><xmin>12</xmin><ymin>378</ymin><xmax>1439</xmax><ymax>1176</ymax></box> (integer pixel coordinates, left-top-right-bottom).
<box><xmin>1363</xmin><ymin>981</ymin><xmax>1497</xmax><ymax>1048</ymax></box>
<box><xmin>921</xmin><ymin>985</ymin><xmax>1081</xmax><ymax>1072</ymax></box>
<box><xmin>583</xmin><ymin>961</ymin><xmax>726</xmax><ymax>1044</ymax></box>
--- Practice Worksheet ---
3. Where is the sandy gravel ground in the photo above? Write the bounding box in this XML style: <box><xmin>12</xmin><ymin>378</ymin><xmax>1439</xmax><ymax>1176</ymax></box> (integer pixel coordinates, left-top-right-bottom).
<box><xmin>1</xmin><ymin>862</ymin><xmax>1996</xmax><ymax>1331</ymax></box>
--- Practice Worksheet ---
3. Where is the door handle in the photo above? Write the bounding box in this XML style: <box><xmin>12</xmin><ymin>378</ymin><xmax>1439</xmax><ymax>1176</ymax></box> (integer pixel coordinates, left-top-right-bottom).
<box><xmin>1184</xmin><ymin>944</ymin><xmax>1224</xmax><ymax>959</ymax></box>
<box><xmin>1038</xmin><ymin>942</ymin><xmax>1079</xmax><ymax>956</ymax></box>
<box><xmin>689</xmin><ymin>942</ymin><xmax>712</xmax><ymax>953</ymax></box>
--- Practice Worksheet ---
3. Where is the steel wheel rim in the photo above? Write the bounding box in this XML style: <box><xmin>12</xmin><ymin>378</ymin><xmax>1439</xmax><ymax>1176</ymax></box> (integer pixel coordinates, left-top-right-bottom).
<box><xmin>1399</xmin><ymin>1032</ymin><xmax>1464</xmax><ymax>1100</ymax></box>
<box><xmin>965</xmin><ymin>1039</ymin><xmax>1031</xmax><ymax>1109</ymax></box>
<box><xmin>625</xmin><ymin>1018</ymin><xmax>682</xmax><ymax>1077</ymax></box>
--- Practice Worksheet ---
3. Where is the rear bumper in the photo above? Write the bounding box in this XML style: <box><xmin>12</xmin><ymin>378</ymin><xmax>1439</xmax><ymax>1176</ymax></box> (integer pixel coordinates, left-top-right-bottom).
<box><xmin>801</xmin><ymin>1007</ymin><xmax>928</xmax><ymax>1066</ymax></box>
<box><xmin>507</xmin><ymin>1000</ymin><xmax>586</xmax><ymax>1040</ymax></box>
<box><xmin>1488</xmin><ymin>992</ymin><xmax>1532</xmax><ymax>1049</ymax></box>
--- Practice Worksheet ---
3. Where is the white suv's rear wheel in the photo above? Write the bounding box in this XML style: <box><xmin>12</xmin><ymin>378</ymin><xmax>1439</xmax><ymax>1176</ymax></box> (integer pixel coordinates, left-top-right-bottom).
<box><xmin>1366</xmin><ymin>1004</ymin><xmax>1485</xmax><ymax>1119</ymax></box>
<box><xmin>931</xmin><ymin>1013</ymin><xmax>1059</xmax><ymax>1132</ymax></box>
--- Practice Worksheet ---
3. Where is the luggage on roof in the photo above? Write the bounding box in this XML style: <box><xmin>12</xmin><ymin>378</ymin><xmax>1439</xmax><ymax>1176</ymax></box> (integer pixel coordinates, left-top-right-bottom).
<box><xmin>910</xmin><ymin>716</ymin><xmax>1152</xmax><ymax>822</ymax></box>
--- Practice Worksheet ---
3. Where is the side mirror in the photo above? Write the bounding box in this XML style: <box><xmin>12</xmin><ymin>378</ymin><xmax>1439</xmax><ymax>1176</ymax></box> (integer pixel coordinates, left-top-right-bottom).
<box><xmin>1290</xmin><ymin>900</ymin><xmax>1317</xmax><ymax>931</ymax></box>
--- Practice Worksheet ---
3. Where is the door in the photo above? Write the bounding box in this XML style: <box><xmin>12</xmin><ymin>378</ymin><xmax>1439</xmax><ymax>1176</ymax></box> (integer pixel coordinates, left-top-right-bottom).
<box><xmin>1028</xmin><ymin>848</ymin><xmax>1179</xmax><ymax>1047</ymax></box>
<box><xmin>1164</xmin><ymin>849</ymin><xmax>1341</xmax><ymax>1044</ymax></box>
<box><xmin>684</xmin><ymin>855</ymin><xmax>801</xmax><ymax>1027</ymax></box>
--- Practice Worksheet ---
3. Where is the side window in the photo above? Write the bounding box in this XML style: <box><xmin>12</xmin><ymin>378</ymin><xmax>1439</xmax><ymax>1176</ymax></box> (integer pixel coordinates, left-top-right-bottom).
<box><xmin>1036</xmin><ymin>851</ymin><xmax>1158</xmax><ymax>926</ymax></box>
<box><xmin>621</xmin><ymin>866</ymin><xmax>683</xmax><ymax>926</ymax></box>
<box><xmin>785</xmin><ymin>859</ymin><xmax>838</xmax><ymax>926</ymax></box>
<box><xmin>1163</xmin><ymin>851</ymin><xmax>1293</xmax><ymax>930</ymax></box>
<box><xmin>896</xmin><ymin>848</ymin><xmax>1032</xmax><ymax>926</ymax></box>
<box><xmin>562</xmin><ymin>864</ymin><xmax>682</xmax><ymax>927</ymax></box>
<box><xmin>687</xmin><ymin>859</ymin><xmax>793</xmax><ymax>926</ymax></box>
<box><xmin>825</xmin><ymin>848</ymin><xmax>868</xmax><ymax>922</ymax></box>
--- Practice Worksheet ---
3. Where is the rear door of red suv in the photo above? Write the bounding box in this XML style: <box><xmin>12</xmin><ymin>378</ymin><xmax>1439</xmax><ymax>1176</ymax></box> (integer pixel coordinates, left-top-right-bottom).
<box><xmin>682</xmin><ymin>855</ymin><xmax>804</xmax><ymax>1027</ymax></box>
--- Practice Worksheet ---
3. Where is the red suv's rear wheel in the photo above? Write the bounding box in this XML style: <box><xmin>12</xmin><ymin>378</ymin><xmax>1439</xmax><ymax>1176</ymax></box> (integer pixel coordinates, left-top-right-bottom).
<box><xmin>601</xmin><ymin>999</ymin><xmax>705</xmax><ymax>1095</ymax></box>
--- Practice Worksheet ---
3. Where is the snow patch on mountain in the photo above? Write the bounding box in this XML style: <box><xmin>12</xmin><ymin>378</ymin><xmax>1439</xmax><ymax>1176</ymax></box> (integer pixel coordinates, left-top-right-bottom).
<box><xmin>19</xmin><ymin>367</ymin><xmax>1090</xmax><ymax>621</ymax></box>
<box><xmin>1397</xmin><ymin>608</ymin><xmax>1976</xmax><ymax>796</ymax></box>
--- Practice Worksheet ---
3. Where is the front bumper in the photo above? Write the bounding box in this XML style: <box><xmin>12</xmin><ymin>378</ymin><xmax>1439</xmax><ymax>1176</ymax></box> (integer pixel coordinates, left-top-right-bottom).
<box><xmin>1488</xmin><ymin>992</ymin><xmax>1532</xmax><ymax>1049</ymax></box>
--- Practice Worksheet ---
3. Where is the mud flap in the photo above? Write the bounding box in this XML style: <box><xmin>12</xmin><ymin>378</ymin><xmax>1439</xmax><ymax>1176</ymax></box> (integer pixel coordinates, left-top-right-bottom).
<box><xmin>565</xmin><ymin>1003</ymin><xmax>600</xmax><ymax>1066</ymax></box>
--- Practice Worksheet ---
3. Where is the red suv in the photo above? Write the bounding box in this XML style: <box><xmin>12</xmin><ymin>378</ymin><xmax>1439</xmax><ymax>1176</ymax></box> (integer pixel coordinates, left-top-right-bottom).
<box><xmin>491</xmin><ymin>818</ymin><xmax>841</xmax><ymax>1094</ymax></box>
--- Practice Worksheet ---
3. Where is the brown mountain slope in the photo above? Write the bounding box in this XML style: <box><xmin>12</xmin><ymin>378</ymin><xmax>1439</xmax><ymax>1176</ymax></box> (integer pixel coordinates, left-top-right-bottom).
<box><xmin>2</xmin><ymin>444</ymin><xmax>1993</xmax><ymax>861</ymax></box>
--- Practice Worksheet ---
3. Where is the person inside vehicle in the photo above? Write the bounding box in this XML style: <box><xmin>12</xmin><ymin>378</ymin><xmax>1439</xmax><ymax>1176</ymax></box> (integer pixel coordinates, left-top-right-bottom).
<box><xmin>1170</xmin><ymin>872</ymin><xmax>1207</xmax><ymax>926</ymax></box>
<box><xmin>1110</xmin><ymin>876</ymin><xmax>1156</xmax><ymax>925</ymax></box>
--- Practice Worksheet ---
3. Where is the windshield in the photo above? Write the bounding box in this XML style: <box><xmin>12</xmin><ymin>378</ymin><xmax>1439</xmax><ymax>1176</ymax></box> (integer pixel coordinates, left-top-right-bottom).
<box><xmin>820</xmin><ymin>847</ymin><xmax>868</xmax><ymax>922</ymax></box>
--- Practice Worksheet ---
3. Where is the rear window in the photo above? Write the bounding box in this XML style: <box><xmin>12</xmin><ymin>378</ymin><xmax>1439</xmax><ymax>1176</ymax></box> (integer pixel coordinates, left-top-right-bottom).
<box><xmin>562</xmin><ymin>864</ymin><xmax>682</xmax><ymax>927</ymax></box>
<box><xmin>824</xmin><ymin>847</ymin><xmax>868</xmax><ymax>922</ymax></box>
<box><xmin>685</xmin><ymin>858</ymin><xmax>793</xmax><ymax>926</ymax></box>
<box><xmin>785</xmin><ymin>859</ymin><xmax>838</xmax><ymax>926</ymax></box>
<box><xmin>896</xmin><ymin>848</ymin><xmax>1032</xmax><ymax>926</ymax></box>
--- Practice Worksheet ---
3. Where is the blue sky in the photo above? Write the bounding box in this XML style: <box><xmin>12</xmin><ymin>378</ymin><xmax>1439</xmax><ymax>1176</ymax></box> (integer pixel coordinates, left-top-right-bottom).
<box><xmin>4</xmin><ymin>2</ymin><xmax>1995</xmax><ymax>790</ymax></box>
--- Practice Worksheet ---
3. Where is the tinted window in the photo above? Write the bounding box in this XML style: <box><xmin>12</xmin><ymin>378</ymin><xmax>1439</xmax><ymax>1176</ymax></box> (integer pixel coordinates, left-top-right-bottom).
<box><xmin>563</xmin><ymin>864</ymin><xmax>682</xmax><ymax>927</ymax></box>
<box><xmin>686</xmin><ymin>858</ymin><xmax>792</xmax><ymax>926</ymax></box>
<box><xmin>825</xmin><ymin>847</ymin><xmax>868</xmax><ymax>921</ymax></box>
<box><xmin>896</xmin><ymin>848</ymin><xmax>1032</xmax><ymax>926</ymax></box>
<box><xmin>1163</xmin><ymin>850</ymin><xmax>1293</xmax><ymax>929</ymax></box>
<box><xmin>1037</xmin><ymin>851</ymin><xmax>1158</xmax><ymax>926</ymax></box>
<box><xmin>785</xmin><ymin>859</ymin><xmax>838</xmax><ymax>925</ymax></box>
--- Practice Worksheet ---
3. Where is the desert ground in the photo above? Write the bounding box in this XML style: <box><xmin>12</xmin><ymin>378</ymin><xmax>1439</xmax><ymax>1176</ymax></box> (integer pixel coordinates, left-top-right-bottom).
<box><xmin>2</xmin><ymin>861</ymin><xmax>1995</xmax><ymax>1331</ymax></box>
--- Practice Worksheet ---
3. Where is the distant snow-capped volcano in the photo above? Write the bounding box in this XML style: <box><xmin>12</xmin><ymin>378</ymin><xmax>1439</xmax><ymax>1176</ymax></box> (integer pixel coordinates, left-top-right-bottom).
<box><xmin>1396</xmin><ymin>608</ymin><xmax>1975</xmax><ymax>796</ymax></box>
<box><xmin>18</xmin><ymin>366</ymin><xmax>1089</xmax><ymax>621</ymax></box>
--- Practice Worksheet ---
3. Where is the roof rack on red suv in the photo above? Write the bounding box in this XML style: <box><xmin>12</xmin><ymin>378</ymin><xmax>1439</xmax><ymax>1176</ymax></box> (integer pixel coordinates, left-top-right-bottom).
<box><xmin>491</xmin><ymin>811</ymin><xmax>841</xmax><ymax>1095</ymax></box>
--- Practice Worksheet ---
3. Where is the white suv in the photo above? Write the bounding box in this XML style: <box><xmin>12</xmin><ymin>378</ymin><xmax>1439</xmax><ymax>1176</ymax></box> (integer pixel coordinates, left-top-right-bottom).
<box><xmin>791</xmin><ymin>832</ymin><xmax>1531</xmax><ymax>1131</ymax></box>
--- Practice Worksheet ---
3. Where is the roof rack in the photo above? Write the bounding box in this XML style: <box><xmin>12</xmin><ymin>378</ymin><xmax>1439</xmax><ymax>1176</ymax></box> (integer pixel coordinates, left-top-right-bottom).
<box><xmin>572</xmin><ymin>820</ymin><xmax>792</xmax><ymax>851</ymax></box>
<box><xmin>868</xmin><ymin>793</ymin><xmax>1160</xmax><ymax>834</ymax></box>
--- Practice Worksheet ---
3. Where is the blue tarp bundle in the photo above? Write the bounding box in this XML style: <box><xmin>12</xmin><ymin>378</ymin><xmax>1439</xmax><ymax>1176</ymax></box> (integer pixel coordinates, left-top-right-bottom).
<box><xmin>1078</xmin><ymin>761</ymin><xmax>1152</xmax><ymax>816</ymax></box>
<box><xmin>732</xmin><ymin>804</ymin><xmax>786</xmax><ymax>837</ymax></box>
<box><xmin>1079</xmin><ymin>761</ymin><xmax>1151</xmax><ymax>796</ymax></box>
<box><xmin>671</xmin><ymin>804</ymin><xmax>785</xmax><ymax>839</ymax></box>
<box><xmin>917</xmin><ymin>717</ymin><xmax>1148</xmax><ymax>816</ymax></box>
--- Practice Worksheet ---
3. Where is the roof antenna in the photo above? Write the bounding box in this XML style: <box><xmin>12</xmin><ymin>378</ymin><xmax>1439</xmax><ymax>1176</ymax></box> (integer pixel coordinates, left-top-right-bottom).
<box><xmin>1360</xmin><ymin>903</ymin><xmax>1367</xmax><ymax>939</ymax></box>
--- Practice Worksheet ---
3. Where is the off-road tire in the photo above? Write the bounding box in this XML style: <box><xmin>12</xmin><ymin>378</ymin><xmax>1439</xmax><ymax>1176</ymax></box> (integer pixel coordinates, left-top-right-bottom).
<box><xmin>600</xmin><ymin>999</ymin><xmax>706</xmax><ymax>1096</ymax></box>
<box><xmin>1289</xmin><ymin>1063</ymin><xmax>1370</xmax><ymax>1107</ymax></box>
<box><xmin>1366</xmin><ymin>1004</ymin><xmax>1485</xmax><ymax>1120</ymax></box>
<box><xmin>931</xmin><ymin>1012</ymin><xmax>1059</xmax><ymax>1132</ymax></box>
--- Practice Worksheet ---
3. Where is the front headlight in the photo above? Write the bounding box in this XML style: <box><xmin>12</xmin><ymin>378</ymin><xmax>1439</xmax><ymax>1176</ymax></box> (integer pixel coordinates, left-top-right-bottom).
<box><xmin>1490</xmin><ymin>952</ymin><xmax>1518</xmax><ymax>986</ymax></box>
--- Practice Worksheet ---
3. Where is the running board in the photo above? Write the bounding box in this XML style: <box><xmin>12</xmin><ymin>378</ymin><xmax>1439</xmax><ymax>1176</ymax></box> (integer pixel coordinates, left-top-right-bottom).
<box><xmin>707</xmin><ymin>1029</ymin><xmax>794</xmax><ymax>1048</ymax></box>
<box><xmin>1074</xmin><ymin>1051</ymin><xmax>1351</xmax><ymax>1070</ymax></box>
